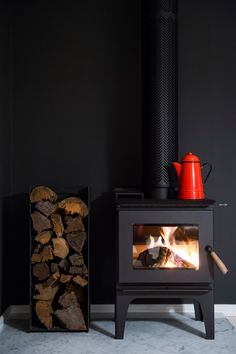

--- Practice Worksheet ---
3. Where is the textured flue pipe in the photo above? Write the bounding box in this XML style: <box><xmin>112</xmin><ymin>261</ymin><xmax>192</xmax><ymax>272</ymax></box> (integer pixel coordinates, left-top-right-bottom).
<box><xmin>142</xmin><ymin>0</ymin><xmax>178</xmax><ymax>199</ymax></box>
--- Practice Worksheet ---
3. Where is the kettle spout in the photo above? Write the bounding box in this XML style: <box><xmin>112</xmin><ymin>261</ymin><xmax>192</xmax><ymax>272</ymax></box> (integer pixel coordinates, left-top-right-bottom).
<box><xmin>172</xmin><ymin>162</ymin><xmax>181</xmax><ymax>178</ymax></box>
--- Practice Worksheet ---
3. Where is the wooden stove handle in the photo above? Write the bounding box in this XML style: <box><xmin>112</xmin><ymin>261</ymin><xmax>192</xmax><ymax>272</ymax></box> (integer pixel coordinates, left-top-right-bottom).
<box><xmin>206</xmin><ymin>246</ymin><xmax>228</xmax><ymax>275</ymax></box>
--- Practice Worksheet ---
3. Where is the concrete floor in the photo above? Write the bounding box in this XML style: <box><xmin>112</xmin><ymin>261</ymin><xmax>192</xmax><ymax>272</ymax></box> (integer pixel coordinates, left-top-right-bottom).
<box><xmin>227</xmin><ymin>317</ymin><xmax>236</xmax><ymax>327</ymax></box>
<box><xmin>0</xmin><ymin>312</ymin><xmax>236</xmax><ymax>354</ymax></box>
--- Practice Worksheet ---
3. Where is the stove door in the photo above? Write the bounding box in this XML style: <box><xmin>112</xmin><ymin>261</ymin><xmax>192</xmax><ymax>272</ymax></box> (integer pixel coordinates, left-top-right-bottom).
<box><xmin>118</xmin><ymin>209</ymin><xmax>213</xmax><ymax>284</ymax></box>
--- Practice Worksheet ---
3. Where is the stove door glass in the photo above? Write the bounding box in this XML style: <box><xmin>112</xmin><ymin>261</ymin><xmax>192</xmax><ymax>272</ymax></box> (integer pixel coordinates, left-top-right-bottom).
<box><xmin>133</xmin><ymin>225</ymin><xmax>199</xmax><ymax>270</ymax></box>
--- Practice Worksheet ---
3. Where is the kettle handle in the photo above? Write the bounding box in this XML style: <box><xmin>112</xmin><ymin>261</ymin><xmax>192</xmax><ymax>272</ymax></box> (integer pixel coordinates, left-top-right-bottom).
<box><xmin>201</xmin><ymin>162</ymin><xmax>212</xmax><ymax>184</ymax></box>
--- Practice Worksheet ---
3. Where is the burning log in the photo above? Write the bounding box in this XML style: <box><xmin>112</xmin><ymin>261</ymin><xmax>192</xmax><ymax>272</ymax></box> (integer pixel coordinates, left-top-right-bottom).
<box><xmin>138</xmin><ymin>246</ymin><xmax>197</xmax><ymax>269</ymax></box>
<box><xmin>135</xmin><ymin>228</ymin><xmax>200</xmax><ymax>270</ymax></box>
<box><xmin>153</xmin><ymin>248</ymin><xmax>171</xmax><ymax>268</ymax></box>
<box><xmin>30</xmin><ymin>186</ymin><xmax>88</xmax><ymax>331</ymax></box>
<box><xmin>138</xmin><ymin>251</ymin><xmax>154</xmax><ymax>267</ymax></box>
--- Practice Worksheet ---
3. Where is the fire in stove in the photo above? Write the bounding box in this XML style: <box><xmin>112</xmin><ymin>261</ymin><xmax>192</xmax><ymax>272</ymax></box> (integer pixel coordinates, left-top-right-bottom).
<box><xmin>133</xmin><ymin>225</ymin><xmax>199</xmax><ymax>270</ymax></box>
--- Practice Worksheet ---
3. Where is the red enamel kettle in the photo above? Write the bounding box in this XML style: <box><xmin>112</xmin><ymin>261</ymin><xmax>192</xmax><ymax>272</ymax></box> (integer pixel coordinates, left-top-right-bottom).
<box><xmin>172</xmin><ymin>152</ymin><xmax>212</xmax><ymax>199</ymax></box>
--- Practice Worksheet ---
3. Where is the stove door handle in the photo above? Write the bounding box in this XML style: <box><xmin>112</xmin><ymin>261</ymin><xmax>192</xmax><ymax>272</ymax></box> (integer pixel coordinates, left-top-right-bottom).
<box><xmin>206</xmin><ymin>246</ymin><xmax>228</xmax><ymax>275</ymax></box>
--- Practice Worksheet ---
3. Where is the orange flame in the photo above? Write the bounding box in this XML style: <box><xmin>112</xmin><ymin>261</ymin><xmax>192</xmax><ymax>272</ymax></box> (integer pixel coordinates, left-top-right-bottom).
<box><xmin>147</xmin><ymin>226</ymin><xmax>199</xmax><ymax>269</ymax></box>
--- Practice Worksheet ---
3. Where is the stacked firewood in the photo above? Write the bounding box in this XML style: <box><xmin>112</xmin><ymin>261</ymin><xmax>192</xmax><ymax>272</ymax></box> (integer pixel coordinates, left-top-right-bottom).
<box><xmin>30</xmin><ymin>186</ymin><xmax>88</xmax><ymax>331</ymax></box>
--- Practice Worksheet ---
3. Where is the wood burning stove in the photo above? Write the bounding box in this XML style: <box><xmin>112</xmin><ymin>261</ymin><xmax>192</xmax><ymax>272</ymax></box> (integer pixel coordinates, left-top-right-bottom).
<box><xmin>113</xmin><ymin>0</ymin><xmax>227</xmax><ymax>341</ymax></box>
<box><xmin>115</xmin><ymin>194</ymin><xmax>216</xmax><ymax>339</ymax></box>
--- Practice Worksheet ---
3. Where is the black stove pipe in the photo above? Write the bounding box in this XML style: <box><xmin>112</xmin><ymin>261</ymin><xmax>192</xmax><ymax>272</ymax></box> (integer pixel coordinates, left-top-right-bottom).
<box><xmin>142</xmin><ymin>0</ymin><xmax>178</xmax><ymax>199</ymax></box>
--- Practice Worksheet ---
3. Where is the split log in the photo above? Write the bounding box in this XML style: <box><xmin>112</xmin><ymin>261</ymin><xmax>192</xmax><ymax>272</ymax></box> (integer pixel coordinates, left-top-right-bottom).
<box><xmin>35</xmin><ymin>300</ymin><xmax>53</xmax><ymax>329</ymax></box>
<box><xmin>41</xmin><ymin>246</ymin><xmax>54</xmax><ymax>262</ymax></box>
<box><xmin>31</xmin><ymin>253</ymin><xmax>42</xmax><ymax>264</ymax></box>
<box><xmin>51</xmin><ymin>263</ymin><xmax>59</xmax><ymax>273</ymax></box>
<box><xmin>58</xmin><ymin>289</ymin><xmax>77</xmax><ymax>308</ymax></box>
<box><xmin>33</xmin><ymin>282</ymin><xmax>59</xmax><ymax>301</ymax></box>
<box><xmin>66</xmin><ymin>282</ymin><xmax>84</xmax><ymax>303</ymax></box>
<box><xmin>51</xmin><ymin>214</ymin><xmax>64</xmax><ymax>237</ymax></box>
<box><xmin>60</xmin><ymin>274</ymin><xmax>73</xmax><ymax>284</ymax></box>
<box><xmin>34</xmin><ymin>231</ymin><xmax>53</xmax><ymax>245</ymax></box>
<box><xmin>73</xmin><ymin>275</ymin><xmax>88</xmax><ymax>287</ymax></box>
<box><xmin>58</xmin><ymin>197</ymin><xmax>88</xmax><ymax>217</ymax></box>
<box><xmin>59</xmin><ymin>258</ymin><xmax>69</xmax><ymax>272</ymax></box>
<box><xmin>66</xmin><ymin>231</ymin><xmax>87</xmax><ymax>253</ymax></box>
<box><xmin>52</xmin><ymin>238</ymin><xmax>69</xmax><ymax>258</ymax></box>
<box><xmin>55</xmin><ymin>304</ymin><xmax>87</xmax><ymax>331</ymax></box>
<box><xmin>64</xmin><ymin>215</ymin><xmax>85</xmax><ymax>233</ymax></box>
<box><xmin>46</xmin><ymin>271</ymin><xmax>60</xmax><ymax>287</ymax></box>
<box><xmin>31</xmin><ymin>211</ymin><xmax>52</xmax><ymax>233</ymax></box>
<box><xmin>69</xmin><ymin>266</ymin><xmax>82</xmax><ymax>275</ymax></box>
<box><xmin>33</xmin><ymin>263</ymin><xmax>50</xmax><ymax>280</ymax></box>
<box><xmin>35</xmin><ymin>200</ymin><xmax>57</xmax><ymax>217</ymax></box>
<box><xmin>31</xmin><ymin>246</ymin><xmax>53</xmax><ymax>263</ymax></box>
<box><xmin>69</xmin><ymin>253</ymin><xmax>84</xmax><ymax>266</ymax></box>
<box><xmin>30</xmin><ymin>186</ymin><xmax>57</xmax><ymax>203</ymax></box>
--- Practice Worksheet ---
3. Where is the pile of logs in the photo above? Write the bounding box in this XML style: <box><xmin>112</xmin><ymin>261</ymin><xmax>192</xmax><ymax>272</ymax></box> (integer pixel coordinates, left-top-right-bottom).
<box><xmin>30</xmin><ymin>186</ymin><xmax>88</xmax><ymax>331</ymax></box>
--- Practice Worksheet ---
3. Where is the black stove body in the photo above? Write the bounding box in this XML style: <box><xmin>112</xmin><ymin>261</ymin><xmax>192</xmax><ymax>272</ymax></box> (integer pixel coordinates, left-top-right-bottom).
<box><xmin>113</xmin><ymin>0</ymin><xmax>219</xmax><ymax>341</ymax></box>
<box><xmin>115</xmin><ymin>195</ymin><xmax>216</xmax><ymax>339</ymax></box>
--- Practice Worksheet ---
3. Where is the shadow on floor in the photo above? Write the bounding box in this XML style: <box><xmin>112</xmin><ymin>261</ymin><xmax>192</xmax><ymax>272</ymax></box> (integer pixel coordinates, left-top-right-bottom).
<box><xmin>90</xmin><ymin>313</ymin><xmax>205</xmax><ymax>339</ymax></box>
<box><xmin>5</xmin><ymin>313</ymin><xmax>205</xmax><ymax>339</ymax></box>
<box><xmin>90</xmin><ymin>322</ymin><xmax>115</xmax><ymax>339</ymax></box>
<box><xmin>5</xmin><ymin>317</ymin><xmax>30</xmax><ymax>333</ymax></box>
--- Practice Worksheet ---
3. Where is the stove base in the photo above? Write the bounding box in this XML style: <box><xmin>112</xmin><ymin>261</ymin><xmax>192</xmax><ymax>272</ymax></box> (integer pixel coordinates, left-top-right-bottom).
<box><xmin>115</xmin><ymin>285</ymin><xmax>214</xmax><ymax>340</ymax></box>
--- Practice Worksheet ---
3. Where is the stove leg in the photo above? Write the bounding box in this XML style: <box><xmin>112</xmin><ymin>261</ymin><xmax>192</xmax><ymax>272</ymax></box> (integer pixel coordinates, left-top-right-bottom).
<box><xmin>194</xmin><ymin>301</ymin><xmax>203</xmax><ymax>321</ymax></box>
<box><xmin>197</xmin><ymin>292</ymin><xmax>214</xmax><ymax>339</ymax></box>
<box><xmin>115</xmin><ymin>293</ymin><xmax>133</xmax><ymax>339</ymax></box>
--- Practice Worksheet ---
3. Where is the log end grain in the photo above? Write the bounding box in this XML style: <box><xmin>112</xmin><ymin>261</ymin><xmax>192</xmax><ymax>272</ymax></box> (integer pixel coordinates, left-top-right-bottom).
<box><xmin>30</xmin><ymin>186</ymin><xmax>57</xmax><ymax>203</ymax></box>
<box><xmin>52</xmin><ymin>238</ymin><xmax>69</xmax><ymax>259</ymax></box>
<box><xmin>58</xmin><ymin>197</ymin><xmax>88</xmax><ymax>217</ymax></box>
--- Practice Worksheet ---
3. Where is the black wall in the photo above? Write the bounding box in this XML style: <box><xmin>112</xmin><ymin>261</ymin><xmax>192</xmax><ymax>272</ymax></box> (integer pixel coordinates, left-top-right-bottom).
<box><xmin>0</xmin><ymin>0</ymin><xmax>11</xmax><ymax>314</ymax></box>
<box><xmin>1</xmin><ymin>0</ymin><xmax>236</xmax><ymax>313</ymax></box>
<box><xmin>179</xmin><ymin>0</ymin><xmax>236</xmax><ymax>303</ymax></box>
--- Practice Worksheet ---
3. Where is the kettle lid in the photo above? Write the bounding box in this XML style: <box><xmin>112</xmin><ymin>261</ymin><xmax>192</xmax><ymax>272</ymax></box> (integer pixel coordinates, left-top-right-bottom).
<box><xmin>181</xmin><ymin>152</ymin><xmax>200</xmax><ymax>162</ymax></box>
